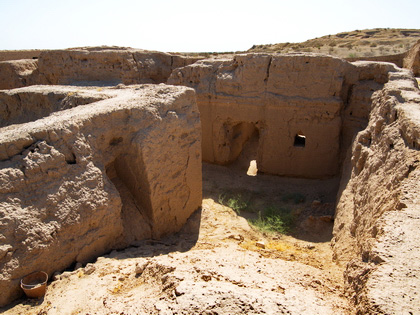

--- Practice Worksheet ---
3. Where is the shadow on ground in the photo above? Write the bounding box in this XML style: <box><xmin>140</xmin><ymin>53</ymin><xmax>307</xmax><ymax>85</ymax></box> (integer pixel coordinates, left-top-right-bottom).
<box><xmin>202</xmin><ymin>162</ymin><xmax>340</xmax><ymax>243</ymax></box>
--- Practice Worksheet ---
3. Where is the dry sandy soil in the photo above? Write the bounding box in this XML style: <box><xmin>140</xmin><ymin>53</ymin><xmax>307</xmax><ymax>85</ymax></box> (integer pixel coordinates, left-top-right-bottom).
<box><xmin>1</xmin><ymin>163</ymin><xmax>351</xmax><ymax>315</ymax></box>
<box><xmin>182</xmin><ymin>28</ymin><xmax>419</xmax><ymax>60</ymax></box>
<box><xmin>247</xmin><ymin>28</ymin><xmax>420</xmax><ymax>59</ymax></box>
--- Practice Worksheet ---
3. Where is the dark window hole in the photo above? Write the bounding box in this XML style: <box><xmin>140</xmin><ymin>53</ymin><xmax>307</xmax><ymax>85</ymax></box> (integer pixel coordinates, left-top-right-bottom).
<box><xmin>294</xmin><ymin>134</ymin><xmax>306</xmax><ymax>148</ymax></box>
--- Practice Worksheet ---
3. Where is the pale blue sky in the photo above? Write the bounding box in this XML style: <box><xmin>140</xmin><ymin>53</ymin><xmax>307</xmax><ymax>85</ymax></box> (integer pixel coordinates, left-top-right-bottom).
<box><xmin>0</xmin><ymin>0</ymin><xmax>419</xmax><ymax>52</ymax></box>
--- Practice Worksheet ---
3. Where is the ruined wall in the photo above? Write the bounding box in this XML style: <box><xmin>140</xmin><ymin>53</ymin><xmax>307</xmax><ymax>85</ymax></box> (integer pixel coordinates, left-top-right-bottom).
<box><xmin>0</xmin><ymin>59</ymin><xmax>39</xmax><ymax>90</ymax></box>
<box><xmin>332</xmin><ymin>68</ymin><xmax>420</xmax><ymax>314</ymax></box>
<box><xmin>1</xmin><ymin>48</ymin><xmax>419</xmax><ymax>312</ymax></box>
<box><xmin>0</xmin><ymin>86</ymin><xmax>108</xmax><ymax>127</ymax></box>
<box><xmin>0</xmin><ymin>47</ymin><xmax>201</xmax><ymax>90</ymax></box>
<box><xmin>168</xmin><ymin>54</ymin><xmax>349</xmax><ymax>178</ymax></box>
<box><xmin>0</xmin><ymin>84</ymin><xmax>202</xmax><ymax>306</ymax></box>
<box><xmin>0</xmin><ymin>50</ymin><xmax>43</xmax><ymax>62</ymax></box>
<box><xmin>169</xmin><ymin>54</ymin><xmax>420</xmax><ymax>312</ymax></box>
<box><xmin>404</xmin><ymin>39</ymin><xmax>420</xmax><ymax>76</ymax></box>
<box><xmin>339</xmin><ymin>61</ymin><xmax>400</xmax><ymax>161</ymax></box>
<box><xmin>345</xmin><ymin>52</ymin><xmax>406</xmax><ymax>68</ymax></box>
<box><xmin>168</xmin><ymin>53</ymin><xmax>393</xmax><ymax>178</ymax></box>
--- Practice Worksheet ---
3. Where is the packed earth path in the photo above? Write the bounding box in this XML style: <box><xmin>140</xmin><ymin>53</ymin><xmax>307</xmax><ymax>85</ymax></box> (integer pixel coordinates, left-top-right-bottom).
<box><xmin>1</xmin><ymin>163</ymin><xmax>352</xmax><ymax>315</ymax></box>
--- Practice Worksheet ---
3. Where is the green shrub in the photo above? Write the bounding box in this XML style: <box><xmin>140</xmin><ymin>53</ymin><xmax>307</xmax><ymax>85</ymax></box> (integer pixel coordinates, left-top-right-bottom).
<box><xmin>249</xmin><ymin>206</ymin><xmax>294</xmax><ymax>234</ymax></box>
<box><xmin>218</xmin><ymin>192</ymin><xmax>249</xmax><ymax>214</ymax></box>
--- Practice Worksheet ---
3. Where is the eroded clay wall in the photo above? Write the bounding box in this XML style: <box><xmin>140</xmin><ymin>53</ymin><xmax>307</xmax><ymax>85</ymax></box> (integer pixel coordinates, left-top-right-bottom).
<box><xmin>0</xmin><ymin>86</ymin><xmax>108</xmax><ymax>127</ymax></box>
<box><xmin>169</xmin><ymin>53</ymin><xmax>391</xmax><ymax>178</ymax></box>
<box><xmin>345</xmin><ymin>52</ymin><xmax>406</xmax><ymax>68</ymax></box>
<box><xmin>0</xmin><ymin>59</ymin><xmax>39</xmax><ymax>90</ymax></box>
<box><xmin>0</xmin><ymin>84</ymin><xmax>202</xmax><ymax>306</ymax></box>
<box><xmin>404</xmin><ymin>39</ymin><xmax>420</xmax><ymax>76</ymax></box>
<box><xmin>0</xmin><ymin>50</ymin><xmax>43</xmax><ymax>62</ymax></box>
<box><xmin>0</xmin><ymin>47</ymin><xmax>202</xmax><ymax>90</ymax></box>
<box><xmin>168</xmin><ymin>54</ymin><xmax>347</xmax><ymax>177</ymax></box>
<box><xmin>1</xmin><ymin>48</ymin><xmax>419</xmax><ymax>312</ymax></box>
<box><xmin>169</xmin><ymin>54</ymin><xmax>420</xmax><ymax>312</ymax></box>
<box><xmin>332</xmin><ymin>68</ymin><xmax>420</xmax><ymax>314</ymax></box>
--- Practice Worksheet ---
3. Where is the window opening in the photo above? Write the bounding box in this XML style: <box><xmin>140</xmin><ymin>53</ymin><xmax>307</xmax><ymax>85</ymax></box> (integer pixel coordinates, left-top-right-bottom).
<box><xmin>294</xmin><ymin>133</ymin><xmax>306</xmax><ymax>147</ymax></box>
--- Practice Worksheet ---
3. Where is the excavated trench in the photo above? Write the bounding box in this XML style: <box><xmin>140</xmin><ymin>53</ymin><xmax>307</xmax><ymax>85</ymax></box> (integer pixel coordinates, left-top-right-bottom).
<box><xmin>0</xmin><ymin>86</ymin><xmax>345</xmax><ymax>243</ymax></box>
<box><xmin>167</xmin><ymin>54</ymin><xmax>420</xmax><ymax>313</ymax></box>
<box><xmin>1</xmin><ymin>50</ymin><xmax>420</xmax><ymax>313</ymax></box>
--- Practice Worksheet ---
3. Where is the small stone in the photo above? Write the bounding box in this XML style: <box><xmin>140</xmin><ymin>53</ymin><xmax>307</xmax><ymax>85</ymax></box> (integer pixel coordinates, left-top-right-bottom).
<box><xmin>52</xmin><ymin>271</ymin><xmax>61</xmax><ymax>281</ymax></box>
<box><xmin>201</xmin><ymin>274</ymin><xmax>212</xmax><ymax>282</ymax></box>
<box><xmin>84</xmin><ymin>264</ymin><xmax>96</xmax><ymax>275</ymax></box>
<box><xmin>228</xmin><ymin>234</ymin><xmax>244</xmax><ymax>241</ymax></box>
<box><xmin>135</xmin><ymin>261</ymin><xmax>149</xmax><ymax>275</ymax></box>
<box><xmin>256</xmin><ymin>241</ymin><xmax>266</xmax><ymax>249</ymax></box>
<box><xmin>0</xmin><ymin>245</ymin><xmax>12</xmax><ymax>260</ymax></box>
<box><xmin>175</xmin><ymin>286</ymin><xmax>185</xmax><ymax>296</ymax></box>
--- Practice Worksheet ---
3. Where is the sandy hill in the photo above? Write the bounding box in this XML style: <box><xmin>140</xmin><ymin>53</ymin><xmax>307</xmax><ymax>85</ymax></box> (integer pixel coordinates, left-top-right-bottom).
<box><xmin>247</xmin><ymin>28</ymin><xmax>420</xmax><ymax>59</ymax></box>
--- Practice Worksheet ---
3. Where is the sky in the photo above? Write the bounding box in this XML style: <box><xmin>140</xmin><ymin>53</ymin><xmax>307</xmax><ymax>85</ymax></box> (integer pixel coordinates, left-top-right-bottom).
<box><xmin>0</xmin><ymin>0</ymin><xmax>419</xmax><ymax>53</ymax></box>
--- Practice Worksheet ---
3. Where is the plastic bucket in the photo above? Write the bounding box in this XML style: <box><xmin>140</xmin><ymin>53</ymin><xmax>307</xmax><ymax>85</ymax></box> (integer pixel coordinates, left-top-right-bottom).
<box><xmin>20</xmin><ymin>271</ymin><xmax>48</xmax><ymax>298</ymax></box>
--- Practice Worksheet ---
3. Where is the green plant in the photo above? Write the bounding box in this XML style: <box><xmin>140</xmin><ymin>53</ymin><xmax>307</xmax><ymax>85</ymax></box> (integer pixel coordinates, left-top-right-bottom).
<box><xmin>218</xmin><ymin>192</ymin><xmax>249</xmax><ymax>214</ymax></box>
<box><xmin>281</xmin><ymin>192</ymin><xmax>305</xmax><ymax>204</ymax></box>
<box><xmin>249</xmin><ymin>206</ymin><xmax>294</xmax><ymax>234</ymax></box>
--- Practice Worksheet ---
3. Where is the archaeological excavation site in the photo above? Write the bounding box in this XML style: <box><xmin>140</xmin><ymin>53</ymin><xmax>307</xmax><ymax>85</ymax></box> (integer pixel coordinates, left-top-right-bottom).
<box><xmin>0</xmin><ymin>46</ymin><xmax>419</xmax><ymax>314</ymax></box>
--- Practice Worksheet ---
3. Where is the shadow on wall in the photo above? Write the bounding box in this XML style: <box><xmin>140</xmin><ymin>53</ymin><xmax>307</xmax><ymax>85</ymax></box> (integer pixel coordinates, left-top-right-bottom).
<box><xmin>215</xmin><ymin>120</ymin><xmax>261</xmax><ymax>174</ymax></box>
<box><xmin>94</xmin><ymin>208</ymin><xmax>203</xmax><ymax>261</ymax></box>
<box><xmin>106</xmin><ymin>155</ymin><xmax>153</xmax><ymax>246</ymax></box>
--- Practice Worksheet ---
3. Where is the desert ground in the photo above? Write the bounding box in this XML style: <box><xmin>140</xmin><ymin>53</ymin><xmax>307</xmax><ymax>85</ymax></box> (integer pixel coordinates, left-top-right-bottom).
<box><xmin>1</xmin><ymin>163</ymin><xmax>351</xmax><ymax>314</ymax></box>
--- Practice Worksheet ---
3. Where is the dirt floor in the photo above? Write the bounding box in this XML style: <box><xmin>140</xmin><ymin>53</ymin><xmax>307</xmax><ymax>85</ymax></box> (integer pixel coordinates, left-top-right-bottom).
<box><xmin>2</xmin><ymin>163</ymin><xmax>352</xmax><ymax>314</ymax></box>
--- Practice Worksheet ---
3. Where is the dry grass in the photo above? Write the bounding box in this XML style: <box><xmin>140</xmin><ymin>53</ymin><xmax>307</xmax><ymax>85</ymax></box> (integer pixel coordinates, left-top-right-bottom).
<box><xmin>248</xmin><ymin>28</ymin><xmax>420</xmax><ymax>58</ymax></box>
